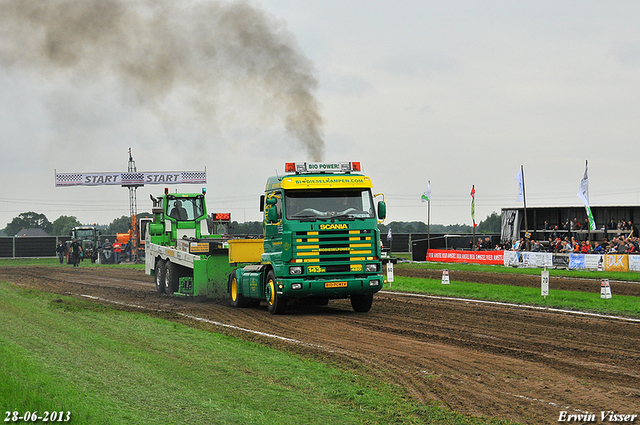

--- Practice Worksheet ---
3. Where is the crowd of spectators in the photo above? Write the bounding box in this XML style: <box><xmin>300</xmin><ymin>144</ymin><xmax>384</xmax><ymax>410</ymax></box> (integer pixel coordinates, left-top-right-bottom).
<box><xmin>500</xmin><ymin>218</ymin><xmax>640</xmax><ymax>254</ymax></box>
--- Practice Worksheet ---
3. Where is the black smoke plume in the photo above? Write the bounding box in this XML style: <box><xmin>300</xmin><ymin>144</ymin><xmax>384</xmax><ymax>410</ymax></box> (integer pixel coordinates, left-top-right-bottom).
<box><xmin>0</xmin><ymin>0</ymin><xmax>325</xmax><ymax>160</ymax></box>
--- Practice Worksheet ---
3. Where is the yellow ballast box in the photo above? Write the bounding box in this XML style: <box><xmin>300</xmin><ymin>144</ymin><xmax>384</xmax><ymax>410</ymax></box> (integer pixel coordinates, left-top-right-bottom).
<box><xmin>228</xmin><ymin>239</ymin><xmax>264</xmax><ymax>263</ymax></box>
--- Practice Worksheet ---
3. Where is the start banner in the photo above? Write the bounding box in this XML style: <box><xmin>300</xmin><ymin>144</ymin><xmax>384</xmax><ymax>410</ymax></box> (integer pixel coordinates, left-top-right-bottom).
<box><xmin>55</xmin><ymin>171</ymin><xmax>207</xmax><ymax>187</ymax></box>
<box><xmin>427</xmin><ymin>249</ymin><xmax>504</xmax><ymax>265</ymax></box>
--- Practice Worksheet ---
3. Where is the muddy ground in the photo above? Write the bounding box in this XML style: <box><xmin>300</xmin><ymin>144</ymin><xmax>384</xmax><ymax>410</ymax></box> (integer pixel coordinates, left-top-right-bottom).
<box><xmin>1</xmin><ymin>265</ymin><xmax>639</xmax><ymax>424</ymax></box>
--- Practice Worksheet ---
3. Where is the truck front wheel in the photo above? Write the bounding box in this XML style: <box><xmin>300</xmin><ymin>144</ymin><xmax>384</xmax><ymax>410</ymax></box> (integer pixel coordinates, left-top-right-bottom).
<box><xmin>265</xmin><ymin>271</ymin><xmax>286</xmax><ymax>315</ymax></box>
<box><xmin>165</xmin><ymin>261</ymin><xmax>180</xmax><ymax>295</ymax></box>
<box><xmin>351</xmin><ymin>293</ymin><xmax>373</xmax><ymax>312</ymax></box>
<box><xmin>155</xmin><ymin>259</ymin><xmax>166</xmax><ymax>294</ymax></box>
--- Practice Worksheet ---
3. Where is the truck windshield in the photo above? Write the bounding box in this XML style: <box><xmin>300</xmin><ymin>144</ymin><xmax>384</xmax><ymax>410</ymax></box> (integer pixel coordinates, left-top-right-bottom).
<box><xmin>167</xmin><ymin>197</ymin><xmax>204</xmax><ymax>221</ymax></box>
<box><xmin>75</xmin><ymin>229</ymin><xmax>95</xmax><ymax>240</ymax></box>
<box><xmin>285</xmin><ymin>189</ymin><xmax>375</xmax><ymax>221</ymax></box>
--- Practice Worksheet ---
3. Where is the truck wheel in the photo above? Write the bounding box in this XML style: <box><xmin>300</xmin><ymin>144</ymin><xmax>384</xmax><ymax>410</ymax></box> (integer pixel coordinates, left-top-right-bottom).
<box><xmin>155</xmin><ymin>259</ymin><xmax>166</xmax><ymax>293</ymax></box>
<box><xmin>229</xmin><ymin>274</ymin><xmax>247</xmax><ymax>308</ymax></box>
<box><xmin>351</xmin><ymin>293</ymin><xmax>373</xmax><ymax>312</ymax></box>
<box><xmin>265</xmin><ymin>270</ymin><xmax>286</xmax><ymax>314</ymax></box>
<box><xmin>165</xmin><ymin>261</ymin><xmax>180</xmax><ymax>295</ymax></box>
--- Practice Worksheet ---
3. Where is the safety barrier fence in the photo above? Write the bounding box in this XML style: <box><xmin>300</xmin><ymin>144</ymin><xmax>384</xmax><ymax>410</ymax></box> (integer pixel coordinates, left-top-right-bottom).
<box><xmin>0</xmin><ymin>236</ymin><xmax>116</xmax><ymax>258</ymax></box>
<box><xmin>426</xmin><ymin>248</ymin><xmax>640</xmax><ymax>272</ymax></box>
<box><xmin>0</xmin><ymin>234</ymin><xmax>261</xmax><ymax>259</ymax></box>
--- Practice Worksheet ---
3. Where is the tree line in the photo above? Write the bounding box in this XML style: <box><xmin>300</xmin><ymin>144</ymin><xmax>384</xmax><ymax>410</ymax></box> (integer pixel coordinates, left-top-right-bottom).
<box><xmin>379</xmin><ymin>212</ymin><xmax>501</xmax><ymax>235</ymax></box>
<box><xmin>1</xmin><ymin>212</ymin><xmax>153</xmax><ymax>237</ymax></box>
<box><xmin>2</xmin><ymin>211</ymin><xmax>501</xmax><ymax>237</ymax></box>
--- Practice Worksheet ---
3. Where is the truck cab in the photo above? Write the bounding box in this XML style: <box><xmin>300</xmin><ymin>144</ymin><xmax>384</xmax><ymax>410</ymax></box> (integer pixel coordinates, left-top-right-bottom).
<box><xmin>229</xmin><ymin>161</ymin><xmax>387</xmax><ymax>314</ymax></box>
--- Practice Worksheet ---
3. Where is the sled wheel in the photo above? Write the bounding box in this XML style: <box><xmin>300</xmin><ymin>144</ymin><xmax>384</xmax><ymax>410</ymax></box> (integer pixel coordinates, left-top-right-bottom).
<box><xmin>164</xmin><ymin>261</ymin><xmax>180</xmax><ymax>295</ymax></box>
<box><xmin>155</xmin><ymin>259</ymin><xmax>166</xmax><ymax>293</ymax></box>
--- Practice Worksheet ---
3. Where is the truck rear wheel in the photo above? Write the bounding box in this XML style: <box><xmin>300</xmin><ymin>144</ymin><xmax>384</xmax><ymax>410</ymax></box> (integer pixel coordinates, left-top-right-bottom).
<box><xmin>265</xmin><ymin>270</ymin><xmax>286</xmax><ymax>314</ymax></box>
<box><xmin>165</xmin><ymin>261</ymin><xmax>180</xmax><ymax>295</ymax></box>
<box><xmin>229</xmin><ymin>273</ymin><xmax>247</xmax><ymax>308</ymax></box>
<box><xmin>351</xmin><ymin>293</ymin><xmax>373</xmax><ymax>312</ymax></box>
<box><xmin>155</xmin><ymin>259</ymin><xmax>166</xmax><ymax>293</ymax></box>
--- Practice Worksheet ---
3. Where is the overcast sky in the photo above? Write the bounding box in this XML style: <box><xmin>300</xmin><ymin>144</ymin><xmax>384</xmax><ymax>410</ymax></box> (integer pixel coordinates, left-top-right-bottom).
<box><xmin>1</xmin><ymin>0</ymin><xmax>639</xmax><ymax>231</ymax></box>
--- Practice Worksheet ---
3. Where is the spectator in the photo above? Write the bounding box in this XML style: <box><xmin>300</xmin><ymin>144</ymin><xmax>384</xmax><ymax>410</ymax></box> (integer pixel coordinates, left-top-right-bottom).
<box><xmin>56</xmin><ymin>241</ymin><xmax>65</xmax><ymax>264</ymax></box>
<box><xmin>617</xmin><ymin>237</ymin><xmax>629</xmax><ymax>254</ymax></box>
<box><xmin>560</xmin><ymin>240</ymin><xmax>574</xmax><ymax>253</ymax></box>
<box><xmin>123</xmin><ymin>240</ymin><xmax>132</xmax><ymax>262</ymax></box>
<box><xmin>580</xmin><ymin>241</ymin><xmax>591</xmax><ymax>254</ymax></box>
<box><xmin>593</xmin><ymin>241</ymin><xmax>604</xmax><ymax>254</ymax></box>
<box><xmin>628</xmin><ymin>221</ymin><xmax>639</xmax><ymax>238</ymax></box>
<box><xmin>113</xmin><ymin>239</ymin><xmax>122</xmax><ymax>264</ymax></box>
<box><xmin>69</xmin><ymin>238</ymin><xmax>82</xmax><ymax>267</ymax></box>
<box><xmin>562</xmin><ymin>219</ymin><xmax>570</xmax><ymax>238</ymax></box>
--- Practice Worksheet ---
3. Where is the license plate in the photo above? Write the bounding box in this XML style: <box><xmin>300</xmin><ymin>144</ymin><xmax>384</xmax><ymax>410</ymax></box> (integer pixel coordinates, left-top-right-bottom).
<box><xmin>325</xmin><ymin>281</ymin><xmax>348</xmax><ymax>288</ymax></box>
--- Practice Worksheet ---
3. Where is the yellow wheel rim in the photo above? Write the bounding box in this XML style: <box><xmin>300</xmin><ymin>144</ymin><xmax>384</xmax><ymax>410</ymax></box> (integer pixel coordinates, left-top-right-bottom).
<box><xmin>231</xmin><ymin>277</ymin><xmax>238</xmax><ymax>302</ymax></box>
<box><xmin>268</xmin><ymin>278</ymin><xmax>276</xmax><ymax>305</ymax></box>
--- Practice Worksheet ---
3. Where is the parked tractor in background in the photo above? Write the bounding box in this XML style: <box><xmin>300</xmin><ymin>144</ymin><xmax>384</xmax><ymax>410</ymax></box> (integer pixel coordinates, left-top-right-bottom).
<box><xmin>66</xmin><ymin>226</ymin><xmax>101</xmax><ymax>263</ymax></box>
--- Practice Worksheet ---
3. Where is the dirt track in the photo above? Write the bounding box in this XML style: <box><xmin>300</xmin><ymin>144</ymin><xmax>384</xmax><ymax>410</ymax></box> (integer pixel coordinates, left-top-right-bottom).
<box><xmin>2</xmin><ymin>265</ymin><xmax>639</xmax><ymax>424</ymax></box>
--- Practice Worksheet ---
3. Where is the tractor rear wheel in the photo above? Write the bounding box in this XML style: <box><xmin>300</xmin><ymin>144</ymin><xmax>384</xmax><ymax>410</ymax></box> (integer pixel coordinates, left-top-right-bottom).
<box><xmin>155</xmin><ymin>259</ymin><xmax>166</xmax><ymax>293</ymax></box>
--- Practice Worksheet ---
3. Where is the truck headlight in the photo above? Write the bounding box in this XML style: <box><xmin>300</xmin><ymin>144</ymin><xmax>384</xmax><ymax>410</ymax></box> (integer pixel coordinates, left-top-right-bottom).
<box><xmin>369</xmin><ymin>280</ymin><xmax>380</xmax><ymax>287</ymax></box>
<box><xmin>366</xmin><ymin>263</ymin><xmax>379</xmax><ymax>272</ymax></box>
<box><xmin>289</xmin><ymin>266</ymin><xmax>303</xmax><ymax>275</ymax></box>
<box><xmin>291</xmin><ymin>283</ymin><xmax>302</xmax><ymax>290</ymax></box>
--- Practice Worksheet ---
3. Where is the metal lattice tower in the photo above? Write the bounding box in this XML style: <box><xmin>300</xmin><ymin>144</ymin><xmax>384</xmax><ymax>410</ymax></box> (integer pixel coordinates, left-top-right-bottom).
<box><xmin>128</xmin><ymin>148</ymin><xmax>140</xmax><ymax>262</ymax></box>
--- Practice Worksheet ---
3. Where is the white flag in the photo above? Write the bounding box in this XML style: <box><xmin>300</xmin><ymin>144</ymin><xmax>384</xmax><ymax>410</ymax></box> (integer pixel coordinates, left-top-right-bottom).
<box><xmin>516</xmin><ymin>167</ymin><xmax>524</xmax><ymax>202</ymax></box>
<box><xmin>421</xmin><ymin>182</ymin><xmax>431</xmax><ymax>203</ymax></box>
<box><xmin>577</xmin><ymin>161</ymin><xmax>596</xmax><ymax>231</ymax></box>
<box><xmin>387</xmin><ymin>228</ymin><xmax>392</xmax><ymax>241</ymax></box>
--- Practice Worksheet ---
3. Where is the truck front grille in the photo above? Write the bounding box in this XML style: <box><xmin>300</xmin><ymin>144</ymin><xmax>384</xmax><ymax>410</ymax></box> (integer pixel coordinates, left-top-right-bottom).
<box><xmin>292</xmin><ymin>229</ymin><xmax>376</xmax><ymax>274</ymax></box>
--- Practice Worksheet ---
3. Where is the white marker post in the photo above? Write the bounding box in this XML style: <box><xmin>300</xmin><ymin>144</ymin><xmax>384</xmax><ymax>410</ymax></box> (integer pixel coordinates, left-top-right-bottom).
<box><xmin>441</xmin><ymin>269</ymin><xmax>450</xmax><ymax>285</ymax></box>
<box><xmin>386</xmin><ymin>261</ymin><xmax>394</xmax><ymax>285</ymax></box>
<box><xmin>601</xmin><ymin>279</ymin><xmax>612</xmax><ymax>299</ymax></box>
<box><xmin>541</xmin><ymin>268</ymin><xmax>549</xmax><ymax>299</ymax></box>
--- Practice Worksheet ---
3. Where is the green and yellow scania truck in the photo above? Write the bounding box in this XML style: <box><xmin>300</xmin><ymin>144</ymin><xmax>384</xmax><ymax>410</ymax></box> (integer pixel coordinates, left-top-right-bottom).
<box><xmin>145</xmin><ymin>161</ymin><xmax>387</xmax><ymax>314</ymax></box>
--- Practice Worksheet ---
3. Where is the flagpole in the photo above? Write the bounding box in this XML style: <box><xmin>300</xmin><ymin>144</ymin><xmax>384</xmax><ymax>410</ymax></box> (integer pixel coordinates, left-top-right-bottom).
<box><xmin>586</xmin><ymin>160</ymin><xmax>591</xmax><ymax>243</ymax></box>
<box><xmin>471</xmin><ymin>185</ymin><xmax>476</xmax><ymax>251</ymax></box>
<box><xmin>521</xmin><ymin>165</ymin><xmax>528</xmax><ymax>239</ymax></box>
<box><xmin>427</xmin><ymin>180</ymin><xmax>431</xmax><ymax>251</ymax></box>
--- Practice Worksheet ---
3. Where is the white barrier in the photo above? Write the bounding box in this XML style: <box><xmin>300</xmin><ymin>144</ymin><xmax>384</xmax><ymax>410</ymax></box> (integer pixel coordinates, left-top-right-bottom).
<box><xmin>504</xmin><ymin>251</ymin><xmax>552</xmax><ymax>268</ymax></box>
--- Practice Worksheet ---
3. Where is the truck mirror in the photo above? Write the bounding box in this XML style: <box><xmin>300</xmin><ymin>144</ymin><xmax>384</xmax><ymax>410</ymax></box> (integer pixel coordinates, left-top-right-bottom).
<box><xmin>267</xmin><ymin>205</ymin><xmax>279</xmax><ymax>223</ymax></box>
<box><xmin>260</xmin><ymin>195</ymin><xmax>265</xmax><ymax>212</ymax></box>
<box><xmin>377</xmin><ymin>201</ymin><xmax>386</xmax><ymax>220</ymax></box>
